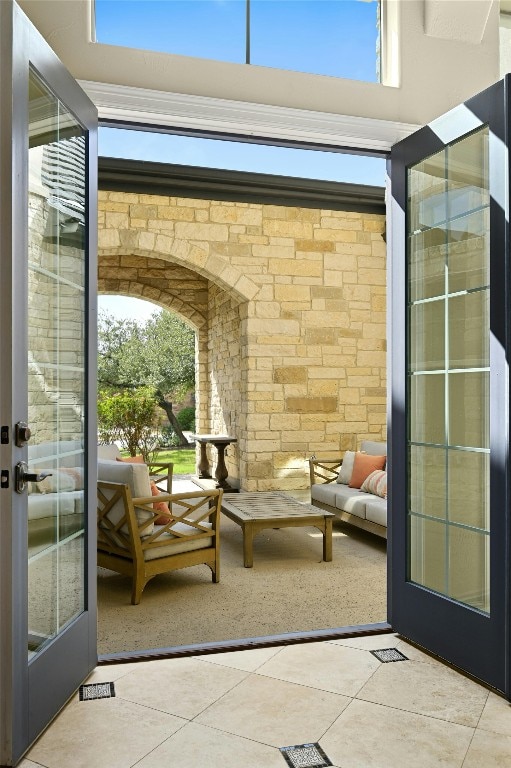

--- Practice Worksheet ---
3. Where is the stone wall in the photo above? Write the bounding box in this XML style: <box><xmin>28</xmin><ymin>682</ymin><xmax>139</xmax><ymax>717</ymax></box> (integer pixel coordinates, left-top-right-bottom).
<box><xmin>98</xmin><ymin>191</ymin><xmax>386</xmax><ymax>490</ymax></box>
<box><xmin>207</xmin><ymin>285</ymin><xmax>243</xmax><ymax>483</ymax></box>
<box><xmin>29</xmin><ymin>185</ymin><xmax>85</xmax><ymax>445</ymax></box>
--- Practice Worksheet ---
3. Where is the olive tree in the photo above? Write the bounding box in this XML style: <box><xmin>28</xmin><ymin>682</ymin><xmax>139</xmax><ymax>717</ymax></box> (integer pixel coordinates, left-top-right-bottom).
<box><xmin>98</xmin><ymin>308</ymin><xmax>195</xmax><ymax>446</ymax></box>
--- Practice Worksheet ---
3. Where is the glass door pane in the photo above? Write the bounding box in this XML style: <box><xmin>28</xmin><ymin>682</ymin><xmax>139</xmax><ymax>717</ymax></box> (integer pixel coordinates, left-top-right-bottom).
<box><xmin>407</xmin><ymin>125</ymin><xmax>490</xmax><ymax>614</ymax></box>
<box><xmin>27</xmin><ymin>70</ymin><xmax>86</xmax><ymax>657</ymax></box>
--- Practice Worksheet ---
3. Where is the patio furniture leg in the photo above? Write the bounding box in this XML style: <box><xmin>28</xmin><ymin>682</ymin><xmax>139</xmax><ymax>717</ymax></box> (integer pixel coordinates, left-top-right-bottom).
<box><xmin>131</xmin><ymin>574</ymin><xmax>145</xmax><ymax>605</ymax></box>
<box><xmin>211</xmin><ymin>548</ymin><xmax>220</xmax><ymax>582</ymax></box>
<box><xmin>243</xmin><ymin>522</ymin><xmax>254</xmax><ymax>568</ymax></box>
<box><xmin>323</xmin><ymin>516</ymin><xmax>333</xmax><ymax>562</ymax></box>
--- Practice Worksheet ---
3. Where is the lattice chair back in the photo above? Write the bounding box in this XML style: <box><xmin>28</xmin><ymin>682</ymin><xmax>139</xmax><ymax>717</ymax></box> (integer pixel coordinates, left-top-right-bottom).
<box><xmin>97</xmin><ymin>463</ymin><xmax>223</xmax><ymax>604</ymax></box>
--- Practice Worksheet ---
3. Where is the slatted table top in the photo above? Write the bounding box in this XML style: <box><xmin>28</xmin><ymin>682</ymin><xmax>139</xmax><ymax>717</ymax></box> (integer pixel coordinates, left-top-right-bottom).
<box><xmin>221</xmin><ymin>491</ymin><xmax>335</xmax><ymax>522</ymax></box>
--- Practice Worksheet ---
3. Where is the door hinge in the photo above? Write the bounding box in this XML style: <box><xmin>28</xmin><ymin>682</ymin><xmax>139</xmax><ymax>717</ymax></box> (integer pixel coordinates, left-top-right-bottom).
<box><xmin>1</xmin><ymin>470</ymin><xmax>9</xmax><ymax>489</ymax></box>
<box><xmin>1</xmin><ymin>426</ymin><xmax>8</xmax><ymax>444</ymax></box>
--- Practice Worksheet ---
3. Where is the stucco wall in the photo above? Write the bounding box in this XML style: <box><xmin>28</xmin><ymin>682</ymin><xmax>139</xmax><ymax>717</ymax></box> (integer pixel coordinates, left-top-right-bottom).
<box><xmin>98</xmin><ymin>190</ymin><xmax>386</xmax><ymax>490</ymax></box>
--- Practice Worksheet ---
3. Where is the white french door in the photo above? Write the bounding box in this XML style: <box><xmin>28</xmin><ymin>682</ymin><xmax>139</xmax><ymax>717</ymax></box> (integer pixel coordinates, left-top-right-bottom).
<box><xmin>0</xmin><ymin>2</ymin><xmax>98</xmax><ymax>763</ymax></box>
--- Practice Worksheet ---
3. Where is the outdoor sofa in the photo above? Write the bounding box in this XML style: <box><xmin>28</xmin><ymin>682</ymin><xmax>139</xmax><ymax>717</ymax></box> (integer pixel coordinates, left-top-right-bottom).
<box><xmin>309</xmin><ymin>440</ymin><xmax>387</xmax><ymax>539</ymax></box>
<box><xmin>27</xmin><ymin>439</ymin><xmax>85</xmax><ymax>551</ymax></box>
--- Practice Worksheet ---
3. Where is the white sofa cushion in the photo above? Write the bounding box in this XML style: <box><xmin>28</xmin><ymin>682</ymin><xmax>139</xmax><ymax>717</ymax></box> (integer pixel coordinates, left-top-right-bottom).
<box><xmin>365</xmin><ymin>498</ymin><xmax>387</xmax><ymax>527</ymax></box>
<box><xmin>28</xmin><ymin>440</ymin><xmax>83</xmax><ymax>469</ymax></box>
<box><xmin>27</xmin><ymin>441</ymin><xmax>84</xmax><ymax>520</ymax></box>
<box><xmin>336</xmin><ymin>450</ymin><xmax>356</xmax><ymax>484</ymax></box>
<box><xmin>98</xmin><ymin>458</ymin><xmax>154</xmax><ymax>535</ymax></box>
<box><xmin>310</xmin><ymin>483</ymin><xmax>370</xmax><ymax>520</ymax></box>
<box><xmin>97</xmin><ymin>443</ymin><xmax>122</xmax><ymax>461</ymax></box>
<box><xmin>333</xmin><ymin>486</ymin><xmax>374</xmax><ymax>519</ymax></box>
<box><xmin>145</xmin><ymin>522</ymin><xmax>213</xmax><ymax>560</ymax></box>
<box><xmin>311</xmin><ymin>482</ymin><xmax>343</xmax><ymax>506</ymax></box>
<box><xmin>28</xmin><ymin>490</ymin><xmax>81</xmax><ymax>520</ymax></box>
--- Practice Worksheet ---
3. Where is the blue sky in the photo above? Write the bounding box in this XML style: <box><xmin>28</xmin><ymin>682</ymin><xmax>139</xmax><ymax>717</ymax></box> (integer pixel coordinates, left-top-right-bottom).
<box><xmin>95</xmin><ymin>0</ymin><xmax>379</xmax><ymax>81</ymax></box>
<box><xmin>96</xmin><ymin>0</ymin><xmax>384</xmax><ymax>321</ymax></box>
<box><xmin>99</xmin><ymin>129</ymin><xmax>386</xmax><ymax>185</ymax></box>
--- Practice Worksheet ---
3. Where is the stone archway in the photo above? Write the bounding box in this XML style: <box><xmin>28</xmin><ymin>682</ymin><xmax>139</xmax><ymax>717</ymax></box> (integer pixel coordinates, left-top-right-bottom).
<box><xmin>97</xmin><ymin>242</ymin><xmax>252</xmax><ymax>485</ymax></box>
<box><xmin>98</xmin><ymin>227</ymin><xmax>259</xmax><ymax>303</ymax></box>
<box><xmin>98</xmin><ymin>254</ymin><xmax>209</xmax><ymax>330</ymax></box>
<box><xmin>98</xmin><ymin>254</ymin><xmax>210</xmax><ymax>441</ymax></box>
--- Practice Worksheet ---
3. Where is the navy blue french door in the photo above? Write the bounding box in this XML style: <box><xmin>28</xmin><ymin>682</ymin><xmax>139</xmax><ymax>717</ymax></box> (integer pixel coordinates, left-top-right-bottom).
<box><xmin>389</xmin><ymin>78</ymin><xmax>510</xmax><ymax>695</ymax></box>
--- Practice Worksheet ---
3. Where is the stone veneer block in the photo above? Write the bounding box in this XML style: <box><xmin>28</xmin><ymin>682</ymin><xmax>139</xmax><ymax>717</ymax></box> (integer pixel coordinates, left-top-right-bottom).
<box><xmin>273</xmin><ymin>367</ymin><xmax>308</xmax><ymax>384</ymax></box>
<box><xmin>286</xmin><ymin>397</ymin><xmax>338</xmax><ymax>413</ymax></box>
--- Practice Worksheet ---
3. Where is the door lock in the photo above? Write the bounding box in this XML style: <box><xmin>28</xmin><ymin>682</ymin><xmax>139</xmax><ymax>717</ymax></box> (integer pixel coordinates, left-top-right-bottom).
<box><xmin>14</xmin><ymin>462</ymin><xmax>51</xmax><ymax>494</ymax></box>
<box><xmin>15</xmin><ymin>422</ymin><xmax>31</xmax><ymax>447</ymax></box>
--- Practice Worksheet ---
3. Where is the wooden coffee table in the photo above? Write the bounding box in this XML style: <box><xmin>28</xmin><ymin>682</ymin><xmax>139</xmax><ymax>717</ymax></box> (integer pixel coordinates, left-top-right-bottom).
<box><xmin>221</xmin><ymin>492</ymin><xmax>335</xmax><ymax>568</ymax></box>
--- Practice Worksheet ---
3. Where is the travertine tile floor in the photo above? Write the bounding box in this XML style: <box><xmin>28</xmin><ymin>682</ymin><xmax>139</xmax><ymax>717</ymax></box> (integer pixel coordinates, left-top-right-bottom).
<box><xmin>21</xmin><ymin>634</ymin><xmax>511</xmax><ymax>768</ymax></box>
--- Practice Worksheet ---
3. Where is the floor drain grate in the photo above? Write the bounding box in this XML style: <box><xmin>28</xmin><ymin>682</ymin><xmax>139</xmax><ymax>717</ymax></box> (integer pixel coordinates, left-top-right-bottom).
<box><xmin>280</xmin><ymin>743</ymin><xmax>332</xmax><ymax>767</ymax></box>
<box><xmin>79</xmin><ymin>682</ymin><xmax>116</xmax><ymax>701</ymax></box>
<box><xmin>371</xmin><ymin>648</ymin><xmax>409</xmax><ymax>663</ymax></box>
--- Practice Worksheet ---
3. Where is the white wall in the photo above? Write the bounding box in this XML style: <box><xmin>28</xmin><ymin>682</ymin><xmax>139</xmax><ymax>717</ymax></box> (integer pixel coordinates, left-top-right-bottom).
<box><xmin>18</xmin><ymin>0</ymin><xmax>500</xmax><ymax>131</ymax></box>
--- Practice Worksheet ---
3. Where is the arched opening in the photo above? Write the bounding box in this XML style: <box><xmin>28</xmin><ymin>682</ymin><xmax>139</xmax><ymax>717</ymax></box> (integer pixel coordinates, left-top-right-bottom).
<box><xmin>97</xmin><ymin>249</ymin><xmax>250</xmax><ymax>486</ymax></box>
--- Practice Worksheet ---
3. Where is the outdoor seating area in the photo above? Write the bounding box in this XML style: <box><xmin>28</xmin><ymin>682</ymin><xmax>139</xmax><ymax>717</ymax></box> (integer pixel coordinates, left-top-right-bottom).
<box><xmin>97</xmin><ymin>457</ymin><xmax>222</xmax><ymax>604</ymax></box>
<box><xmin>309</xmin><ymin>440</ymin><xmax>388</xmax><ymax>538</ymax></box>
<box><xmin>97</xmin><ymin>473</ymin><xmax>387</xmax><ymax>653</ymax></box>
<box><xmin>96</xmin><ymin>440</ymin><xmax>388</xmax><ymax>642</ymax></box>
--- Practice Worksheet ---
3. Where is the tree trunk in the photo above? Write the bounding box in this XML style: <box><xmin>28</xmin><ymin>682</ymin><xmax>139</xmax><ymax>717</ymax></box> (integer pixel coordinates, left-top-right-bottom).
<box><xmin>157</xmin><ymin>397</ymin><xmax>189</xmax><ymax>446</ymax></box>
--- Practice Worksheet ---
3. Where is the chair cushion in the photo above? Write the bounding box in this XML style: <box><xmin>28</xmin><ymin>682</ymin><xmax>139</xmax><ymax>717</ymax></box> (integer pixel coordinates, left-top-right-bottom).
<box><xmin>311</xmin><ymin>482</ymin><xmax>343</xmax><ymax>506</ymax></box>
<box><xmin>98</xmin><ymin>459</ymin><xmax>154</xmax><ymax>535</ymax></box>
<box><xmin>365</xmin><ymin>498</ymin><xmax>387</xmax><ymax>527</ymax></box>
<box><xmin>97</xmin><ymin>443</ymin><xmax>122</xmax><ymax>461</ymax></box>
<box><xmin>144</xmin><ymin>522</ymin><xmax>213</xmax><ymax>561</ymax></box>
<box><xmin>360</xmin><ymin>469</ymin><xmax>387</xmax><ymax>498</ymax></box>
<box><xmin>360</xmin><ymin>440</ymin><xmax>387</xmax><ymax>457</ymax></box>
<box><xmin>336</xmin><ymin>450</ymin><xmax>356</xmax><ymax>484</ymax></box>
<box><xmin>333</xmin><ymin>486</ymin><xmax>373</xmax><ymax>519</ymax></box>
<box><xmin>151</xmin><ymin>481</ymin><xmax>171</xmax><ymax>524</ymax></box>
<box><xmin>349</xmin><ymin>453</ymin><xmax>386</xmax><ymax>488</ymax></box>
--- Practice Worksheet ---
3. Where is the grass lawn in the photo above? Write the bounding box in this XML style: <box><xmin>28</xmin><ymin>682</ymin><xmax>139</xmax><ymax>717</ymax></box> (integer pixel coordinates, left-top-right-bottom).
<box><xmin>152</xmin><ymin>448</ymin><xmax>196</xmax><ymax>475</ymax></box>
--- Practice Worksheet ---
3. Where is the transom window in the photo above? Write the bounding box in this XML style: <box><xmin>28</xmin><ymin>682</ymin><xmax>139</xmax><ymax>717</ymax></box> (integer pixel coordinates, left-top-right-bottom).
<box><xmin>94</xmin><ymin>0</ymin><xmax>380</xmax><ymax>82</ymax></box>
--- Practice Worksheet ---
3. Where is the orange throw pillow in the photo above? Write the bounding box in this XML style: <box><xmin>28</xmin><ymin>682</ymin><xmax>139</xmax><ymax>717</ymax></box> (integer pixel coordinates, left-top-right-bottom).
<box><xmin>151</xmin><ymin>481</ymin><xmax>172</xmax><ymax>525</ymax></box>
<box><xmin>116</xmin><ymin>455</ymin><xmax>144</xmax><ymax>464</ymax></box>
<box><xmin>349</xmin><ymin>453</ymin><xmax>386</xmax><ymax>489</ymax></box>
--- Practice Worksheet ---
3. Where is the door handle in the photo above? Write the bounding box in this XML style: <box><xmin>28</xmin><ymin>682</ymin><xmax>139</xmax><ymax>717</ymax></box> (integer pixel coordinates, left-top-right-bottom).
<box><xmin>15</xmin><ymin>461</ymin><xmax>52</xmax><ymax>494</ymax></box>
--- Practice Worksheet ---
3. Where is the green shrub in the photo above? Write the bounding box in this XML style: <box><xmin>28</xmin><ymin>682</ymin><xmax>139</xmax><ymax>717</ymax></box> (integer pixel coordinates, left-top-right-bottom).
<box><xmin>176</xmin><ymin>406</ymin><xmax>195</xmax><ymax>431</ymax></box>
<box><xmin>159</xmin><ymin>425</ymin><xmax>181</xmax><ymax>447</ymax></box>
<box><xmin>98</xmin><ymin>386</ymin><xmax>159</xmax><ymax>462</ymax></box>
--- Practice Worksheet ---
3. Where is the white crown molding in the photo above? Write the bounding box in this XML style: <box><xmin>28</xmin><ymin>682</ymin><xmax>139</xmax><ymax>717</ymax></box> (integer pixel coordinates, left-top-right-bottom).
<box><xmin>79</xmin><ymin>80</ymin><xmax>419</xmax><ymax>154</ymax></box>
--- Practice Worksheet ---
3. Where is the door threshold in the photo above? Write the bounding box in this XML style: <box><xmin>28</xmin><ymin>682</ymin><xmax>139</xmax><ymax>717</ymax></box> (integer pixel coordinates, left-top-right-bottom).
<box><xmin>98</xmin><ymin>621</ymin><xmax>393</xmax><ymax>665</ymax></box>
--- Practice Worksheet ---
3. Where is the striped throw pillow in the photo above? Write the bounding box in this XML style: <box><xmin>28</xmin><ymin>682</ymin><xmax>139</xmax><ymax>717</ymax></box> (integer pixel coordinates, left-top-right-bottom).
<box><xmin>360</xmin><ymin>469</ymin><xmax>387</xmax><ymax>498</ymax></box>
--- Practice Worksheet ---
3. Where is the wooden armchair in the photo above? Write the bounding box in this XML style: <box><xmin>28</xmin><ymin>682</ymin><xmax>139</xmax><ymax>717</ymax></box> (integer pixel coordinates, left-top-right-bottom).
<box><xmin>147</xmin><ymin>460</ymin><xmax>173</xmax><ymax>492</ymax></box>
<box><xmin>97</xmin><ymin>443</ymin><xmax>173</xmax><ymax>492</ymax></box>
<box><xmin>97</xmin><ymin>459</ymin><xmax>222</xmax><ymax>604</ymax></box>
